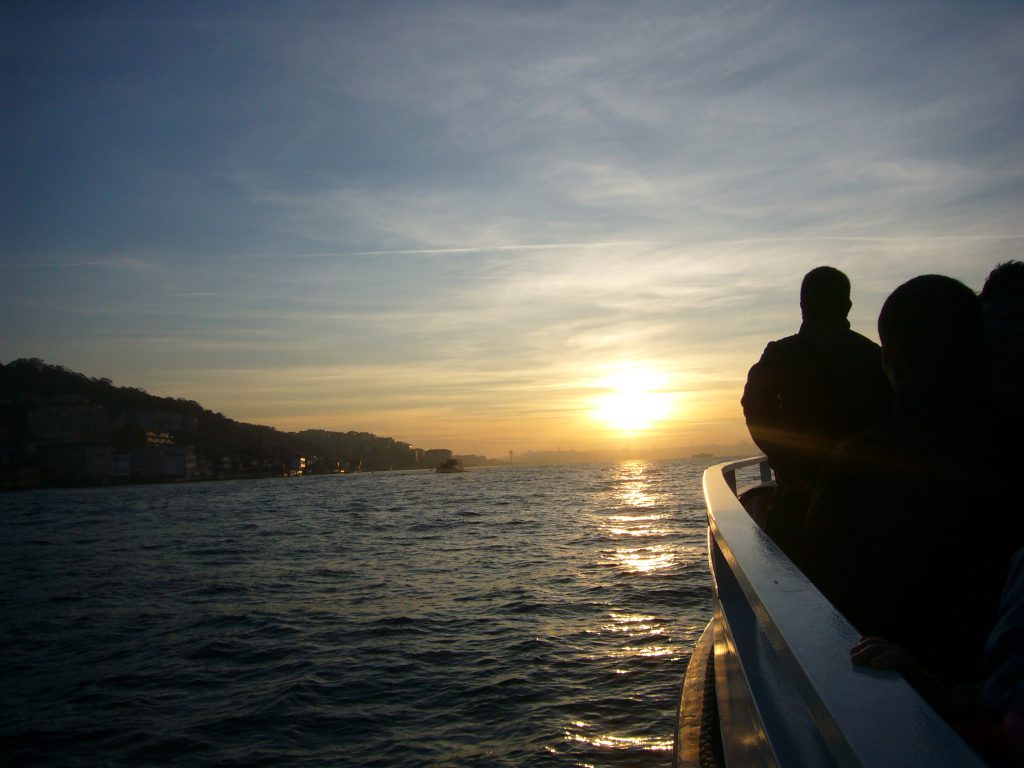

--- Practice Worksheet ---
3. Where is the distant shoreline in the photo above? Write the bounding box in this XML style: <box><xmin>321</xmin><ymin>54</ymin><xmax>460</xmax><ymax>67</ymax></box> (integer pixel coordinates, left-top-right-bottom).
<box><xmin>2</xmin><ymin>453</ymin><xmax>757</xmax><ymax>493</ymax></box>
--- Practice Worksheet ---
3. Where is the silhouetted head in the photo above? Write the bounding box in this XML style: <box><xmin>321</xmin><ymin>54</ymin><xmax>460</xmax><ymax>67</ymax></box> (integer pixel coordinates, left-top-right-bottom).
<box><xmin>800</xmin><ymin>267</ymin><xmax>851</xmax><ymax>322</ymax></box>
<box><xmin>878</xmin><ymin>275</ymin><xmax>982</xmax><ymax>393</ymax></box>
<box><xmin>980</xmin><ymin>260</ymin><xmax>1024</xmax><ymax>303</ymax></box>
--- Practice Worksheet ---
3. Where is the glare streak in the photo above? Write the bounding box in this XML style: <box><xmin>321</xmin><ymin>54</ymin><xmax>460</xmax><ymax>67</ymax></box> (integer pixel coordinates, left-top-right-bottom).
<box><xmin>606</xmin><ymin>645</ymin><xmax>675</xmax><ymax>658</ymax></box>
<box><xmin>606</xmin><ymin>526</ymin><xmax>667</xmax><ymax>537</ymax></box>
<box><xmin>563</xmin><ymin>730</ymin><xmax>674</xmax><ymax>751</ymax></box>
<box><xmin>612</xmin><ymin>546</ymin><xmax>676</xmax><ymax>572</ymax></box>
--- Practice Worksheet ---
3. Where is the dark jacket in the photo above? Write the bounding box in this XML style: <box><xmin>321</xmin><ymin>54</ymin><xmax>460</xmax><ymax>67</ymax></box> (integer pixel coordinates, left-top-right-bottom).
<box><xmin>742</xmin><ymin>318</ymin><xmax>892</xmax><ymax>488</ymax></box>
<box><xmin>800</xmin><ymin>397</ymin><xmax>1021</xmax><ymax>687</ymax></box>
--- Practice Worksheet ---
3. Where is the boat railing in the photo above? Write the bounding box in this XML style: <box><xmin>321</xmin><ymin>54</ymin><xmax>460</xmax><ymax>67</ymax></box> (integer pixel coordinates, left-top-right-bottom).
<box><xmin>704</xmin><ymin>456</ymin><xmax>986</xmax><ymax>767</ymax></box>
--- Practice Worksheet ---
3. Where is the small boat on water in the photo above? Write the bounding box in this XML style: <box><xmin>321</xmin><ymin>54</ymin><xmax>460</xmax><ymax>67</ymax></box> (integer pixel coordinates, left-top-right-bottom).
<box><xmin>674</xmin><ymin>456</ymin><xmax>987</xmax><ymax>767</ymax></box>
<box><xmin>435</xmin><ymin>458</ymin><xmax>464</xmax><ymax>473</ymax></box>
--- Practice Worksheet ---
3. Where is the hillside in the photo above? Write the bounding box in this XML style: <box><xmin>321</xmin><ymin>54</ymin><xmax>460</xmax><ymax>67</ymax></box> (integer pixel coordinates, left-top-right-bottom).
<box><xmin>0</xmin><ymin>358</ymin><xmax>462</xmax><ymax>488</ymax></box>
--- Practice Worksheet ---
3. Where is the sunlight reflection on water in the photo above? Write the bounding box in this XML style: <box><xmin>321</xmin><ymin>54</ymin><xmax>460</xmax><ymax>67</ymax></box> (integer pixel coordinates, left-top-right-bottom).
<box><xmin>2</xmin><ymin>458</ymin><xmax>715</xmax><ymax>767</ymax></box>
<box><xmin>608</xmin><ymin>513</ymin><xmax>664</xmax><ymax>522</ymax></box>
<box><xmin>601</xmin><ymin>613</ymin><xmax>661</xmax><ymax>634</ymax></box>
<box><xmin>563</xmin><ymin>720</ymin><xmax>674</xmax><ymax>752</ymax></box>
<box><xmin>613</xmin><ymin>545</ymin><xmax>675</xmax><ymax>573</ymax></box>
<box><xmin>543</xmin><ymin>458</ymin><xmax>708</xmax><ymax>763</ymax></box>
<box><xmin>592</xmin><ymin>461</ymin><xmax>679</xmax><ymax>572</ymax></box>
<box><xmin>606</xmin><ymin>526</ymin><xmax>670</xmax><ymax>537</ymax></box>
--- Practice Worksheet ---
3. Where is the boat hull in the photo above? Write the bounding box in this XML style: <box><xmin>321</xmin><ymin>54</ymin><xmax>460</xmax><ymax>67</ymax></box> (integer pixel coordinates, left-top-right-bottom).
<box><xmin>674</xmin><ymin>621</ymin><xmax>721</xmax><ymax>768</ymax></box>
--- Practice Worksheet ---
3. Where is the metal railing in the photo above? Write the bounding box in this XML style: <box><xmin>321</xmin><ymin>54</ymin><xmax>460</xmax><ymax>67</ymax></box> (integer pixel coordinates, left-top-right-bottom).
<box><xmin>703</xmin><ymin>457</ymin><xmax>986</xmax><ymax>767</ymax></box>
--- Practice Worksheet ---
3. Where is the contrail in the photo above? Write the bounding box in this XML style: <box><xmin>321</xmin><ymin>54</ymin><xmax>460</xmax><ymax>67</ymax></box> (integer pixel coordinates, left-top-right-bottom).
<box><xmin>277</xmin><ymin>241</ymin><xmax>658</xmax><ymax>259</ymax></box>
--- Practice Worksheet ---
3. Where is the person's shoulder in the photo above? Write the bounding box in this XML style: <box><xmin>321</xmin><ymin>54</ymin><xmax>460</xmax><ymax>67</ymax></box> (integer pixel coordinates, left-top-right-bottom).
<box><xmin>839</xmin><ymin>328</ymin><xmax>882</xmax><ymax>351</ymax></box>
<box><xmin>760</xmin><ymin>333</ymin><xmax>803</xmax><ymax>359</ymax></box>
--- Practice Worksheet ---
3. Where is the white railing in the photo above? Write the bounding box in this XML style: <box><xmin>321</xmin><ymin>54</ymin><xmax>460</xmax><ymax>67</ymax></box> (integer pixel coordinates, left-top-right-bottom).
<box><xmin>704</xmin><ymin>457</ymin><xmax>986</xmax><ymax>767</ymax></box>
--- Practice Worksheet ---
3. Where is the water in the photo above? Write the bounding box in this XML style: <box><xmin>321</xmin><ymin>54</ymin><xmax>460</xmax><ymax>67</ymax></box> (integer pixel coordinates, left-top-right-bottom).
<box><xmin>1</xmin><ymin>459</ymin><xmax>717</xmax><ymax>767</ymax></box>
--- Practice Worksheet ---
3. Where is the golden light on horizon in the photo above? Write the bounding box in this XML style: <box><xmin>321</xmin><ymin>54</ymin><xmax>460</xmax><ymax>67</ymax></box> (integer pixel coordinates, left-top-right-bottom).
<box><xmin>591</xmin><ymin>364</ymin><xmax>675</xmax><ymax>433</ymax></box>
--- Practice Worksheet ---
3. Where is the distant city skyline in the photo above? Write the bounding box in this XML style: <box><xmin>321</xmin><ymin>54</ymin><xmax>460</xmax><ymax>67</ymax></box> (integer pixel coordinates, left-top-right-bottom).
<box><xmin>4</xmin><ymin>2</ymin><xmax>1022</xmax><ymax>458</ymax></box>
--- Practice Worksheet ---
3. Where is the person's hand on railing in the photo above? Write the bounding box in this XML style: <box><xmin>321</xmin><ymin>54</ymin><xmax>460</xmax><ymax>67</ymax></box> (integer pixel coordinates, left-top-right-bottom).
<box><xmin>850</xmin><ymin>636</ymin><xmax>916</xmax><ymax>672</ymax></box>
<box><xmin>851</xmin><ymin>636</ymin><xmax>953</xmax><ymax>714</ymax></box>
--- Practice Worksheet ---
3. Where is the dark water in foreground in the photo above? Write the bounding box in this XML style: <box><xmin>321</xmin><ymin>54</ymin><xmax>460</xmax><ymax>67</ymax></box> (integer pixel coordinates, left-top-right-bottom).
<box><xmin>1</xmin><ymin>459</ymin><xmax>718</xmax><ymax>767</ymax></box>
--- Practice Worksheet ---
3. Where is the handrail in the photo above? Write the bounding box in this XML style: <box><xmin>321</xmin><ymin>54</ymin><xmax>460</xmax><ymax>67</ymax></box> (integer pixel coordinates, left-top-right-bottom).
<box><xmin>703</xmin><ymin>457</ymin><xmax>985</xmax><ymax>767</ymax></box>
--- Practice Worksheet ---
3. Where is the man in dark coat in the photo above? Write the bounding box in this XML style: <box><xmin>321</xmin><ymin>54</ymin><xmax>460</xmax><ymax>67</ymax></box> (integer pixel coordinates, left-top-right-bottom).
<box><xmin>741</xmin><ymin>266</ymin><xmax>892</xmax><ymax>557</ymax></box>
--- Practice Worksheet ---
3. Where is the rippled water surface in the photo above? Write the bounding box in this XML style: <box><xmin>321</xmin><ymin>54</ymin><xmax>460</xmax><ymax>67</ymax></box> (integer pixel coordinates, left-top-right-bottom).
<box><xmin>1</xmin><ymin>460</ymin><xmax>719</xmax><ymax>766</ymax></box>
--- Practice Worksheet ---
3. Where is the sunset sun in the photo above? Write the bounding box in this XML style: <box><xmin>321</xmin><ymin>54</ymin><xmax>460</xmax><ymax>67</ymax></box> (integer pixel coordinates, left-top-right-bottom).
<box><xmin>592</xmin><ymin>366</ymin><xmax>675</xmax><ymax>433</ymax></box>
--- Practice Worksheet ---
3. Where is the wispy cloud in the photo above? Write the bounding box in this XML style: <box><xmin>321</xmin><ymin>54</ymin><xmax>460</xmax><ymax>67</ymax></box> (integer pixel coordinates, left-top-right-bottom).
<box><xmin>263</xmin><ymin>241</ymin><xmax>658</xmax><ymax>259</ymax></box>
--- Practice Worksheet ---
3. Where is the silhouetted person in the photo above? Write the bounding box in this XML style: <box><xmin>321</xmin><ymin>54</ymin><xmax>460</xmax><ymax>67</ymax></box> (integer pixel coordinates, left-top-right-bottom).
<box><xmin>741</xmin><ymin>266</ymin><xmax>892</xmax><ymax>557</ymax></box>
<box><xmin>800</xmin><ymin>275</ymin><xmax>1022</xmax><ymax>688</ymax></box>
<box><xmin>980</xmin><ymin>260</ymin><xmax>1024</xmax><ymax>431</ymax></box>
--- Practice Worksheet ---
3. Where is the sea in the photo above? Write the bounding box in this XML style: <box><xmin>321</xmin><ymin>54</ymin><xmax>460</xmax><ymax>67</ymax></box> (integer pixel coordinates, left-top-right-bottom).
<box><xmin>0</xmin><ymin>458</ymin><xmax>745</xmax><ymax>767</ymax></box>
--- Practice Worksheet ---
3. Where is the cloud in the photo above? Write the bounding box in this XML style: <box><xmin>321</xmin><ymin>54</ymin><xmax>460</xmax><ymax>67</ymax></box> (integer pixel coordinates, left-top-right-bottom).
<box><xmin>3</xmin><ymin>2</ymin><xmax>1022</xmax><ymax>453</ymax></box>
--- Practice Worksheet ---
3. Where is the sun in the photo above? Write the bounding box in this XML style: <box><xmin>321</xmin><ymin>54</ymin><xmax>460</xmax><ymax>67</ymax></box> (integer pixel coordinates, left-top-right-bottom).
<box><xmin>591</xmin><ymin>366</ymin><xmax>674</xmax><ymax>433</ymax></box>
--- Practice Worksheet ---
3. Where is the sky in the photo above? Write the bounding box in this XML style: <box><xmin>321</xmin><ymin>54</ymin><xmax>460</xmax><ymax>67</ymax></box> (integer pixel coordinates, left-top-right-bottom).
<box><xmin>3</xmin><ymin>1</ymin><xmax>1023</xmax><ymax>459</ymax></box>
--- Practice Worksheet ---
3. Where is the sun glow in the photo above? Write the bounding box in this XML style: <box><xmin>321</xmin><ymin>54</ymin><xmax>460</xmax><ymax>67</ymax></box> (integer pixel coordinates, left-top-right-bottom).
<box><xmin>591</xmin><ymin>365</ymin><xmax>674</xmax><ymax>433</ymax></box>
